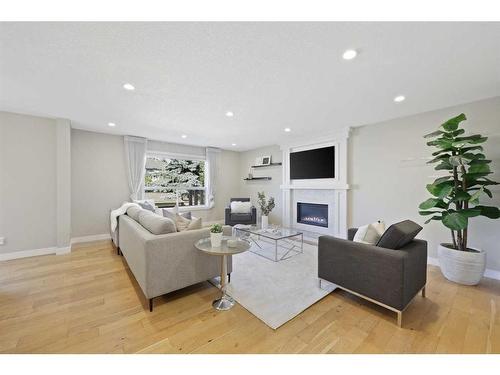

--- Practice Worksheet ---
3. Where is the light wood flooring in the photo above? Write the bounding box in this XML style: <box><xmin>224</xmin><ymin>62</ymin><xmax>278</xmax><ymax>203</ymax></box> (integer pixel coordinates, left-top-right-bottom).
<box><xmin>0</xmin><ymin>240</ymin><xmax>499</xmax><ymax>353</ymax></box>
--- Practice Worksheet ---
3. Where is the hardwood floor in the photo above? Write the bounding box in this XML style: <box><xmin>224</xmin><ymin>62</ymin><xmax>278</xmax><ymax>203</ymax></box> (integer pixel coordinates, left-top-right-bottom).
<box><xmin>0</xmin><ymin>240</ymin><xmax>499</xmax><ymax>354</ymax></box>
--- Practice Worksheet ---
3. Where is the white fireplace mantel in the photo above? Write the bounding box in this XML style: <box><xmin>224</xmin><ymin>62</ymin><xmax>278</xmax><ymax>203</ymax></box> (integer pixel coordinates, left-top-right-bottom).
<box><xmin>280</xmin><ymin>127</ymin><xmax>350</xmax><ymax>239</ymax></box>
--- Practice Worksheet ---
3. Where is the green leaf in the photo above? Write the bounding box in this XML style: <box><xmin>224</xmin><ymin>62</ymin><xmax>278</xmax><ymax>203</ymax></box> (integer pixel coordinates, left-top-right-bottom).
<box><xmin>476</xmin><ymin>205</ymin><xmax>500</xmax><ymax>219</ymax></box>
<box><xmin>442</xmin><ymin>212</ymin><xmax>468</xmax><ymax>230</ymax></box>
<box><xmin>460</xmin><ymin>208</ymin><xmax>482</xmax><ymax>217</ymax></box>
<box><xmin>435</xmin><ymin>161</ymin><xmax>453</xmax><ymax>170</ymax></box>
<box><xmin>484</xmin><ymin>187</ymin><xmax>493</xmax><ymax>198</ymax></box>
<box><xmin>419</xmin><ymin>210</ymin><xmax>443</xmax><ymax>216</ymax></box>
<box><xmin>451</xmin><ymin>129</ymin><xmax>465</xmax><ymax>137</ymax></box>
<box><xmin>432</xmin><ymin>176</ymin><xmax>452</xmax><ymax>184</ymax></box>
<box><xmin>441</xmin><ymin>113</ymin><xmax>467</xmax><ymax>132</ymax></box>
<box><xmin>462</xmin><ymin>145</ymin><xmax>484</xmax><ymax>152</ymax></box>
<box><xmin>424</xmin><ymin>216</ymin><xmax>442</xmax><ymax>224</ymax></box>
<box><xmin>426</xmin><ymin>182</ymin><xmax>453</xmax><ymax>198</ymax></box>
<box><xmin>424</xmin><ymin>130</ymin><xmax>444</xmax><ymax>138</ymax></box>
<box><xmin>427</xmin><ymin>154</ymin><xmax>451</xmax><ymax>164</ymax></box>
<box><xmin>468</xmin><ymin>163</ymin><xmax>491</xmax><ymax>175</ymax></box>
<box><xmin>419</xmin><ymin>198</ymin><xmax>442</xmax><ymax>210</ymax></box>
<box><xmin>468</xmin><ymin>187</ymin><xmax>483</xmax><ymax>205</ymax></box>
<box><xmin>432</xmin><ymin>148</ymin><xmax>454</xmax><ymax>156</ymax></box>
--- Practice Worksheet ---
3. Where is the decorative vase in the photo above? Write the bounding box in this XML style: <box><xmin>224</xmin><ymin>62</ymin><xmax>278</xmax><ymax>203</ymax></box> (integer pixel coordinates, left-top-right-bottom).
<box><xmin>261</xmin><ymin>215</ymin><xmax>269</xmax><ymax>229</ymax></box>
<box><xmin>210</xmin><ymin>232</ymin><xmax>223</xmax><ymax>248</ymax></box>
<box><xmin>438</xmin><ymin>243</ymin><xmax>486</xmax><ymax>286</ymax></box>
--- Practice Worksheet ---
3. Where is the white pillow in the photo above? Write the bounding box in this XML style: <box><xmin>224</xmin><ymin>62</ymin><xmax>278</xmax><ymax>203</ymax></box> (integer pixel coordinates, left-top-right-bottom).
<box><xmin>353</xmin><ymin>221</ymin><xmax>386</xmax><ymax>245</ymax></box>
<box><xmin>230</xmin><ymin>201</ymin><xmax>252</xmax><ymax>214</ymax></box>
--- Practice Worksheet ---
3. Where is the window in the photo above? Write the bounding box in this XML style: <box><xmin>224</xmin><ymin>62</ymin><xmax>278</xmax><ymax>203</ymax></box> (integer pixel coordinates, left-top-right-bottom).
<box><xmin>144</xmin><ymin>153</ymin><xmax>207</xmax><ymax>208</ymax></box>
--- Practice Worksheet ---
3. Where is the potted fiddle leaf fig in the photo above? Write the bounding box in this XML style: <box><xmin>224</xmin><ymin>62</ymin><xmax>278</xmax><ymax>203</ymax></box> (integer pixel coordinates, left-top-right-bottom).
<box><xmin>419</xmin><ymin>113</ymin><xmax>500</xmax><ymax>285</ymax></box>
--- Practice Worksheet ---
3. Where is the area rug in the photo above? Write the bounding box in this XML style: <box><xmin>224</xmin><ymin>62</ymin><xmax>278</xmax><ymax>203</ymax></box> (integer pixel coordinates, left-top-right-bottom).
<box><xmin>223</xmin><ymin>240</ymin><xmax>336</xmax><ymax>329</ymax></box>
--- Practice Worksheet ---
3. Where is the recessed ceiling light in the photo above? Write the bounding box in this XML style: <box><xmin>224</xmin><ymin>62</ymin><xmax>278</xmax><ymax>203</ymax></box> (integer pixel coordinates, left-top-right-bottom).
<box><xmin>394</xmin><ymin>95</ymin><xmax>406</xmax><ymax>103</ymax></box>
<box><xmin>231</xmin><ymin>143</ymin><xmax>237</xmax><ymax>146</ymax></box>
<box><xmin>123</xmin><ymin>83</ymin><xmax>135</xmax><ymax>91</ymax></box>
<box><xmin>225</xmin><ymin>111</ymin><xmax>234</xmax><ymax>117</ymax></box>
<box><xmin>108</xmin><ymin>122</ymin><xmax>116</xmax><ymax>127</ymax></box>
<box><xmin>342</xmin><ymin>49</ymin><xmax>357</xmax><ymax>60</ymax></box>
<box><xmin>181</xmin><ymin>134</ymin><xmax>187</xmax><ymax>139</ymax></box>
<box><xmin>284</xmin><ymin>128</ymin><xmax>291</xmax><ymax>132</ymax></box>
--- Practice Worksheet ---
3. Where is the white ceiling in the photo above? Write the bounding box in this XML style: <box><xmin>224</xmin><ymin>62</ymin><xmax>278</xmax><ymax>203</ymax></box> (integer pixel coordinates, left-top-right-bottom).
<box><xmin>1</xmin><ymin>22</ymin><xmax>500</xmax><ymax>151</ymax></box>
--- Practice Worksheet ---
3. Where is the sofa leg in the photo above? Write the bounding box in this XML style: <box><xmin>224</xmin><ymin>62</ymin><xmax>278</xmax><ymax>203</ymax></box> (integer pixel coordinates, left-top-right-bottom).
<box><xmin>421</xmin><ymin>286</ymin><xmax>426</xmax><ymax>298</ymax></box>
<box><xmin>149</xmin><ymin>298</ymin><xmax>153</xmax><ymax>312</ymax></box>
<box><xmin>397</xmin><ymin>311</ymin><xmax>402</xmax><ymax>327</ymax></box>
<box><xmin>227</xmin><ymin>273</ymin><xmax>231</xmax><ymax>283</ymax></box>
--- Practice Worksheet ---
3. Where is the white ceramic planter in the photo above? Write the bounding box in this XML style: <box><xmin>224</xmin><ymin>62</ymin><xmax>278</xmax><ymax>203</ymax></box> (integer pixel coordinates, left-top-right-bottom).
<box><xmin>210</xmin><ymin>232</ymin><xmax>223</xmax><ymax>248</ymax></box>
<box><xmin>438</xmin><ymin>243</ymin><xmax>486</xmax><ymax>286</ymax></box>
<box><xmin>261</xmin><ymin>215</ymin><xmax>269</xmax><ymax>229</ymax></box>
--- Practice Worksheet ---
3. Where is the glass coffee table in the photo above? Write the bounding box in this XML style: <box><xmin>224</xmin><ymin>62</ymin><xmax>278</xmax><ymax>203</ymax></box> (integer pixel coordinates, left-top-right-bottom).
<box><xmin>233</xmin><ymin>225</ymin><xmax>303</xmax><ymax>262</ymax></box>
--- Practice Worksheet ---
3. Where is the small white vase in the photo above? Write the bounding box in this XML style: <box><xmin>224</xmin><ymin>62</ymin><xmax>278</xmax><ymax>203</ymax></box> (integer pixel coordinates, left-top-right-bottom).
<box><xmin>210</xmin><ymin>232</ymin><xmax>223</xmax><ymax>248</ymax></box>
<box><xmin>438</xmin><ymin>243</ymin><xmax>486</xmax><ymax>286</ymax></box>
<box><xmin>261</xmin><ymin>215</ymin><xmax>269</xmax><ymax>229</ymax></box>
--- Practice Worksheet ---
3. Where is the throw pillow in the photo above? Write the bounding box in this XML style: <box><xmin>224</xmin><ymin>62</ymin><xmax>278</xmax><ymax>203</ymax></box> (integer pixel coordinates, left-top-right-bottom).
<box><xmin>126</xmin><ymin>206</ymin><xmax>143</xmax><ymax>221</ymax></box>
<box><xmin>353</xmin><ymin>221</ymin><xmax>386</xmax><ymax>245</ymax></box>
<box><xmin>376</xmin><ymin>220</ymin><xmax>423</xmax><ymax>249</ymax></box>
<box><xmin>187</xmin><ymin>217</ymin><xmax>202</xmax><ymax>230</ymax></box>
<box><xmin>138</xmin><ymin>214</ymin><xmax>176</xmax><ymax>235</ymax></box>
<box><xmin>230</xmin><ymin>201</ymin><xmax>252</xmax><ymax>214</ymax></box>
<box><xmin>162</xmin><ymin>208</ymin><xmax>192</xmax><ymax>221</ymax></box>
<box><xmin>175</xmin><ymin>214</ymin><xmax>202</xmax><ymax>231</ymax></box>
<box><xmin>137</xmin><ymin>201</ymin><xmax>156</xmax><ymax>212</ymax></box>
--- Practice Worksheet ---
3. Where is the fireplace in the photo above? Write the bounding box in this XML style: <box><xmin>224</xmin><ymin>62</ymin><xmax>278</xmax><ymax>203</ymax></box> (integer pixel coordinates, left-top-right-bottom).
<box><xmin>297</xmin><ymin>202</ymin><xmax>328</xmax><ymax>228</ymax></box>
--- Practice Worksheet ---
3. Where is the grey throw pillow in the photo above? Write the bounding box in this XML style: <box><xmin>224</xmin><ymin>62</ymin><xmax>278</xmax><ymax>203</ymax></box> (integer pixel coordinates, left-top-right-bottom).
<box><xmin>376</xmin><ymin>220</ymin><xmax>423</xmax><ymax>249</ymax></box>
<box><xmin>139</xmin><ymin>214</ymin><xmax>177</xmax><ymax>235</ymax></box>
<box><xmin>138</xmin><ymin>201</ymin><xmax>156</xmax><ymax>212</ymax></box>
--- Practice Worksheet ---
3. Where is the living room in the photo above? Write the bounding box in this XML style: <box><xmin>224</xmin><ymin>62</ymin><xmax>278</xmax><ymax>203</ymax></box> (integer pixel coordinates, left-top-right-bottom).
<box><xmin>1</xmin><ymin>1</ymin><xmax>500</xmax><ymax>371</ymax></box>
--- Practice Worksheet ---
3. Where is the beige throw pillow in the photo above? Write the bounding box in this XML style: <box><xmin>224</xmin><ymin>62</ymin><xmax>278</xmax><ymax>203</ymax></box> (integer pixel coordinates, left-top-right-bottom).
<box><xmin>353</xmin><ymin>221</ymin><xmax>386</xmax><ymax>245</ymax></box>
<box><xmin>175</xmin><ymin>214</ymin><xmax>202</xmax><ymax>232</ymax></box>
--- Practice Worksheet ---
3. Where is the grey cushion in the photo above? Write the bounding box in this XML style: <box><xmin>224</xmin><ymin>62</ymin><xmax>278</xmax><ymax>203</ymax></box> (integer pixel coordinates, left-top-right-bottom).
<box><xmin>138</xmin><ymin>201</ymin><xmax>156</xmax><ymax>212</ymax></box>
<box><xmin>139</xmin><ymin>213</ymin><xmax>177</xmax><ymax>235</ymax></box>
<box><xmin>162</xmin><ymin>209</ymin><xmax>192</xmax><ymax>221</ymax></box>
<box><xmin>376</xmin><ymin>220</ymin><xmax>423</xmax><ymax>249</ymax></box>
<box><xmin>126</xmin><ymin>206</ymin><xmax>143</xmax><ymax>221</ymax></box>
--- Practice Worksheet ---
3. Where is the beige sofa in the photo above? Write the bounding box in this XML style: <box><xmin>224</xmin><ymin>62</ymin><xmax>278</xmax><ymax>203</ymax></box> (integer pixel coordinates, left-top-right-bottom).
<box><xmin>118</xmin><ymin>213</ymin><xmax>232</xmax><ymax>311</ymax></box>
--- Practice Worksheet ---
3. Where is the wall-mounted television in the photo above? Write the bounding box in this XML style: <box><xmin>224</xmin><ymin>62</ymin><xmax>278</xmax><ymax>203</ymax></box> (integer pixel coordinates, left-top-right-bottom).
<box><xmin>290</xmin><ymin>146</ymin><xmax>335</xmax><ymax>179</ymax></box>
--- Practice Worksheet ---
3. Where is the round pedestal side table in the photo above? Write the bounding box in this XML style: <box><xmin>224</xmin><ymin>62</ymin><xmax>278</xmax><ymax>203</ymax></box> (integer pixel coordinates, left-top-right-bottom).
<box><xmin>194</xmin><ymin>236</ymin><xmax>250</xmax><ymax>311</ymax></box>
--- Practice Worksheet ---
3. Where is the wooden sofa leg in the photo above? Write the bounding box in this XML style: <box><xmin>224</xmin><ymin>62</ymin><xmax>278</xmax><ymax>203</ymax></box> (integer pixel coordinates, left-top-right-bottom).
<box><xmin>397</xmin><ymin>311</ymin><xmax>402</xmax><ymax>327</ymax></box>
<box><xmin>149</xmin><ymin>298</ymin><xmax>153</xmax><ymax>312</ymax></box>
<box><xmin>422</xmin><ymin>286</ymin><xmax>426</xmax><ymax>298</ymax></box>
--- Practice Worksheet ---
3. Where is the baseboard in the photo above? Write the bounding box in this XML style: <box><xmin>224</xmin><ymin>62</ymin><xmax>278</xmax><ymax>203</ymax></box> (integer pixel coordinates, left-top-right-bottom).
<box><xmin>0</xmin><ymin>247</ymin><xmax>61</xmax><ymax>261</ymax></box>
<box><xmin>70</xmin><ymin>233</ymin><xmax>111</xmax><ymax>245</ymax></box>
<box><xmin>428</xmin><ymin>256</ymin><xmax>500</xmax><ymax>281</ymax></box>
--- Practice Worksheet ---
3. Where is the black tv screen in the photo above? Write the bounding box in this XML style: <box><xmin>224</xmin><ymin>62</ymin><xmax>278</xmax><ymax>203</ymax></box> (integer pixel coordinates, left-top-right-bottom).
<box><xmin>290</xmin><ymin>146</ymin><xmax>335</xmax><ymax>179</ymax></box>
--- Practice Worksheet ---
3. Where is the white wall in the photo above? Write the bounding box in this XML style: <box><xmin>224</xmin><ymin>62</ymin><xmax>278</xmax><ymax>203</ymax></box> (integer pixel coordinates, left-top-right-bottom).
<box><xmin>0</xmin><ymin>112</ymin><xmax>59</xmax><ymax>254</ymax></box>
<box><xmin>71</xmin><ymin>129</ymin><xmax>130</xmax><ymax>238</ymax></box>
<box><xmin>238</xmin><ymin>145</ymin><xmax>283</xmax><ymax>225</ymax></box>
<box><xmin>349</xmin><ymin>96</ymin><xmax>500</xmax><ymax>272</ymax></box>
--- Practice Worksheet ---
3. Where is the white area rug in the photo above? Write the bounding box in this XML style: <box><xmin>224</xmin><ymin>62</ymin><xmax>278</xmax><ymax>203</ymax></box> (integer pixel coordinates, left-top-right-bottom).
<box><xmin>224</xmin><ymin>240</ymin><xmax>336</xmax><ymax>329</ymax></box>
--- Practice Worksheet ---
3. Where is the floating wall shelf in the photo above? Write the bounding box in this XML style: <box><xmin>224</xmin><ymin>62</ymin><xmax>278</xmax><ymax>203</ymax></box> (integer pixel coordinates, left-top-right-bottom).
<box><xmin>243</xmin><ymin>177</ymin><xmax>272</xmax><ymax>181</ymax></box>
<box><xmin>250</xmin><ymin>162</ymin><xmax>282</xmax><ymax>169</ymax></box>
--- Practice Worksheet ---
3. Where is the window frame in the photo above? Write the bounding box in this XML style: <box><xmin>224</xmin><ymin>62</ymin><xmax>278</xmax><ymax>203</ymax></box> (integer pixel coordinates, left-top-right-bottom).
<box><xmin>144</xmin><ymin>151</ymin><xmax>209</xmax><ymax>211</ymax></box>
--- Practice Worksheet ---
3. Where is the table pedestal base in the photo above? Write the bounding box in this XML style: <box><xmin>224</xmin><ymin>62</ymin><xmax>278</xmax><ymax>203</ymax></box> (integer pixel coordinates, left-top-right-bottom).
<box><xmin>212</xmin><ymin>296</ymin><xmax>234</xmax><ymax>311</ymax></box>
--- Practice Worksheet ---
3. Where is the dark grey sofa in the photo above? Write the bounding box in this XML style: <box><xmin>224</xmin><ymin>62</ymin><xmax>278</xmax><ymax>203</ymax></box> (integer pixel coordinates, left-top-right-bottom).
<box><xmin>224</xmin><ymin>198</ymin><xmax>257</xmax><ymax>226</ymax></box>
<box><xmin>318</xmin><ymin>223</ymin><xmax>427</xmax><ymax>327</ymax></box>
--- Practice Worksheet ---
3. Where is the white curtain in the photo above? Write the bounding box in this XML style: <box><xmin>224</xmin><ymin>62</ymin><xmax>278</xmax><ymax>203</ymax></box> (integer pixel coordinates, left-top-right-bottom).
<box><xmin>206</xmin><ymin>147</ymin><xmax>220</xmax><ymax>209</ymax></box>
<box><xmin>124</xmin><ymin>136</ymin><xmax>148</xmax><ymax>201</ymax></box>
